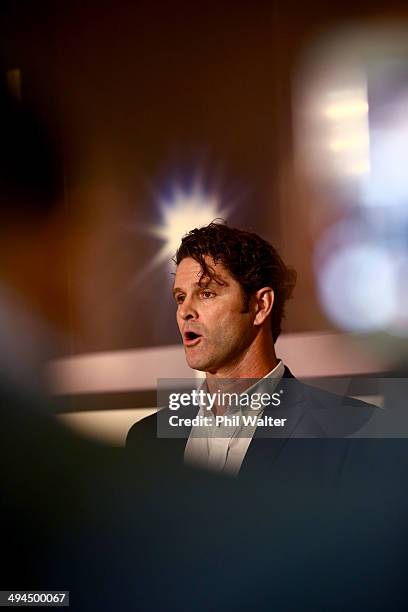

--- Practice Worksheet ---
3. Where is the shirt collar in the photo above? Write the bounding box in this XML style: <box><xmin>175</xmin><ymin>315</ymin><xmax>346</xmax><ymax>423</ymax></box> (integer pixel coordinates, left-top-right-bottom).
<box><xmin>197</xmin><ymin>359</ymin><xmax>285</xmax><ymax>415</ymax></box>
<box><xmin>245</xmin><ymin>359</ymin><xmax>285</xmax><ymax>393</ymax></box>
<box><xmin>238</xmin><ymin>359</ymin><xmax>284</xmax><ymax>415</ymax></box>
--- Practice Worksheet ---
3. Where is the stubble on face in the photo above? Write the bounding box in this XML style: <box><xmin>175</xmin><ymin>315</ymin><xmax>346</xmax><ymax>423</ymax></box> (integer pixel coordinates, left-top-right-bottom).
<box><xmin>173</xmin><ymin>257</ymin><xmax>256</xmax><ymax>375</ymax></box>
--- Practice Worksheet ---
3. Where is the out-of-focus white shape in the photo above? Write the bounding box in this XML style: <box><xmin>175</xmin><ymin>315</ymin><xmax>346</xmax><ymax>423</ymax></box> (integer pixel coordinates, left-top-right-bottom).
<box><xmin>363</xmin><ymin>119</ymin><xmax>408</xmax><ymax>207</ymax></box>
<box><xmin>322</xmin><ymin>87</ymin><xmax>371</xmax><ymax>178</ymax></box>
<box><xmin>151</xmin><ymin>181</ymin><xmax>226</xmax><ymax>260</ymax></box>
<box><xmin>324</xmin><ymin>99</ymin><xmax>369</xmax><ymax>120</ymax></box>
<box><xmin>328</xmin><ymin>123</ymin><xmax>370</xmax><ymax>176</ymax></box>
<box><xmin>295</xmin><ymin>76</ymin><xmax>371</xmax><ymax>181</ymax></box>
<box><xmin>293</xmin><ymin>29</ymin><xmax>386</xmax><ymax>186</ymax></box>
<box><xmin>46</xmin><ymin>345</ymin><xmax>195</xmax><ymax>394</ymax></box>
<box><xmin>329</xmin><ymin>134</ymin><xmax>368</xmax><ymax>152</ymax></box>
<box><xmin>318</xmin><ymin>243</ymin><xmax>397</xmax><ymax>332</ymax></box>
<box><xmin>46</xmin><ymin>332</ymin><xmax>389</xmax><ymax>397</ymax></box>
<box><xmin>58</xmin><ymin>408</ymin><xmax>157</xmax><ymax>446</ymax></box>
<box><xmin>347</xmin><ymin>160</ymin><xmax>370</xmax><ymax>175</ymax></box>
<box><xmin>294</xmin><ymin>24</ymin><xmax>408</xmax><ymax>195</ymax></box>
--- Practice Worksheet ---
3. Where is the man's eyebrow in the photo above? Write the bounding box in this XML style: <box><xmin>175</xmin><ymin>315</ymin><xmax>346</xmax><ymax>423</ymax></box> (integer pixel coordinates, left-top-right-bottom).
<box><xmin>172</xmin><ymin>284</ymin><xmax>202</xmax><ymax>296</ymax></box>
<box><xmin>201</xmin><ymin>276</ymin><xmax>229</xmax><ymax>288</ymax></box>
<box><xmin>172</xmin><ymin>283</ymin><xmax>201</xmax><ymax>296</ymax></box>
<box><xmin>172</xmin><ymin>279</ymin><xmax>229</xmax><ymax>296</ymax></box>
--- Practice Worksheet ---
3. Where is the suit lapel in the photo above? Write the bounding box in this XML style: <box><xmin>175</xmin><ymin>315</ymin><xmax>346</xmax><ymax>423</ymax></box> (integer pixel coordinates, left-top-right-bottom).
<box><xmin>241</xmin><ymin>367</ymin><xmax>328</xmax><ymax>472</ymax></box>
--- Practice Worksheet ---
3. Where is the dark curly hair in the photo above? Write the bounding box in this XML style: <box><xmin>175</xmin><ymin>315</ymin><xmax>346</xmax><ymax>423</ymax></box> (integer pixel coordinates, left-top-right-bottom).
<box><xmin>174</xmin><ymin>221</ymin><xmax>296</xmax><ymax>342</ymax></box>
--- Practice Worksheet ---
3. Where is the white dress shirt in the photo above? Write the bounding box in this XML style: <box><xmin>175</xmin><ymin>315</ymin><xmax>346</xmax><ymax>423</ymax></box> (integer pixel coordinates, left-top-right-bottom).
<box><xmin>184</xmin><ymin>360</ymin><xmax>285</xmax><ymax>476</ymax></box>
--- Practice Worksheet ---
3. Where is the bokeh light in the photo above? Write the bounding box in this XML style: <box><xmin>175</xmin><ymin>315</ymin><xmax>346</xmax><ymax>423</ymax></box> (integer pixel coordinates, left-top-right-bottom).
<box><xmin>317</xmin><ymin>242</ymin><xmax>397</xmax><ymax>332</ymax></box>
<box><xmin>295</xmin><ymin>24</ymin><xmax>408</xmax><ymax>342</ymax></box>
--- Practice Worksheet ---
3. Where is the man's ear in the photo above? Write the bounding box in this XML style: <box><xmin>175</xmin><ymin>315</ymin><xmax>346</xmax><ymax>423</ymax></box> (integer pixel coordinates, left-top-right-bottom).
<box><xmin>253</xmin><ymin>287</ymin><xmax>274</xmax><ymax>326</ymax></box>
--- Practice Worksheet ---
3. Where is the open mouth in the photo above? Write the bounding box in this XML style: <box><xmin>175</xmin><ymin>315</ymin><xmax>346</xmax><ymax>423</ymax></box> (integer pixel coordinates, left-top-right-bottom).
<box><xmin>184</xmin><ymin>331</ymin><xmax>202</xmax><ymax>346</ymax></box>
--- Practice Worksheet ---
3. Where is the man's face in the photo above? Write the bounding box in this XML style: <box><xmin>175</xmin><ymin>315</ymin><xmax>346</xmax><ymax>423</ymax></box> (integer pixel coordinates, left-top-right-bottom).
<box><xmin>173</xmin><ymin>257</ymin><xmax>256</xmax><ymax>373</ymax></box>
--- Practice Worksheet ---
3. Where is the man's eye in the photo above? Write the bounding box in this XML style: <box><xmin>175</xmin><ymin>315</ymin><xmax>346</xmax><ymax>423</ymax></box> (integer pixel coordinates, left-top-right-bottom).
<box><xmin>175</xmin><ymin>295</ymin><xmax>185</xmax><ymax>304</ymax></box>
<box><xmin>201</xmin><ymin>291</ymin><xmax>215</xmax><ymax>299</ymax></box>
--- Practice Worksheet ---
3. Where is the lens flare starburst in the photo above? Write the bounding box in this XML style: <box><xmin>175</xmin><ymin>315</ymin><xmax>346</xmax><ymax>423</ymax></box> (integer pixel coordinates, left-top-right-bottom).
<box><xmin>128</xmin><ymin>180</ymin><xmax>228</xmax><ymax>288</ymax></box>
<box><xmin>151</xmin><ymin>184</ymin><xmax>225</xmax><ymax>260</ymax></box>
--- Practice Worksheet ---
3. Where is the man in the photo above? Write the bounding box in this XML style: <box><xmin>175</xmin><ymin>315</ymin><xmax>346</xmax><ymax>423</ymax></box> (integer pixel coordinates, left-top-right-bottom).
<box><xmin>127</xmin><ymin>222</ymin><xmax>377</xmax><ymax>479</ymax></box>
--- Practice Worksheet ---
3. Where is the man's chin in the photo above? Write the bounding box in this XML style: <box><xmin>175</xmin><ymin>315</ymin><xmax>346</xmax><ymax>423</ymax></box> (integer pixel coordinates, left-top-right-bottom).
<box><xmin>184</xmin><ymin>352</ymin><xmax>209</xmax><ymax>372</ymax></box>
<box><xmin>186</xmin><ymin>359</ymin><xmax>207</xmax><ymax>372</ymax></box>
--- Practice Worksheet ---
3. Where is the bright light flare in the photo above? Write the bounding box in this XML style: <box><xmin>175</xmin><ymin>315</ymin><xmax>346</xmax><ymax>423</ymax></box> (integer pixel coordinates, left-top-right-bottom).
<box><xmin>128</xmin><ymin>180</ymin><xmax>228</xmax><ymax>289</ymax></box>
<box><xmin>151</xmin><ymin>185</ymin><xmax>226</xmax><ymax>259</ymax></box>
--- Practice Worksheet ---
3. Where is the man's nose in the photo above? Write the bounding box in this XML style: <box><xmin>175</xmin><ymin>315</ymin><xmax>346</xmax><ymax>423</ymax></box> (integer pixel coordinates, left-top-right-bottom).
<box><xmin>179</xmin><ymin>296</ymin><xmax>198</xmax><ymax>320</ymax></box>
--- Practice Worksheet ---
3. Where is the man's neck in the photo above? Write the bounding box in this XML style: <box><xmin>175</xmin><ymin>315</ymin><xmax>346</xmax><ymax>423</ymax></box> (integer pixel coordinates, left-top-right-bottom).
<box><xmin>205</xmin><ymin>331</ymin><xmax>278</xmax><ymax>402</ymax></box>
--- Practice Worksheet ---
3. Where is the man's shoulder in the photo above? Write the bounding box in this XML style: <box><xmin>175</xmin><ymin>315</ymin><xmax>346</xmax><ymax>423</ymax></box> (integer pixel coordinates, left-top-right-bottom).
<box><xmin>125</xmin><ymin>408</ymin><xmax>188</xmax><ymax>469</ymax></box>
<box><xmin>297</xmin><ymin>379</ymin><xmax>379</xmax><ymax>437</ymax></box>
<box><xmin>126</xmin><ymin>411</ymin><xmax>158</xmax><ymax>447</ymax></box>
<box><xmin>282</xmin><ymin>366</ymin><xmax>378</xmax><ymax>411</ymax></box>
<box><xmin>126</xmin><ymin>404</ymin><xmax>196</xmax><ymax>448</ymax></box>
<box><xmin>301</xmin><ymin>380</ymin><xmax>378</xmax><ymax>412</ymax></box>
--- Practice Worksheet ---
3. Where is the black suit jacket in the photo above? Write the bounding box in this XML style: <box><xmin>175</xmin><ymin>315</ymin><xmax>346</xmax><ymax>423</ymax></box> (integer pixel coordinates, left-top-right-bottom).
<box><xmin>3</xmin><ymin>367</ymin><xmax>406</xmax><ymax>611</ymax></box>
<box><xmin>126</xmin><ymin>366</ymin><xmax>378</xmax><ymax>483</ymax></box>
